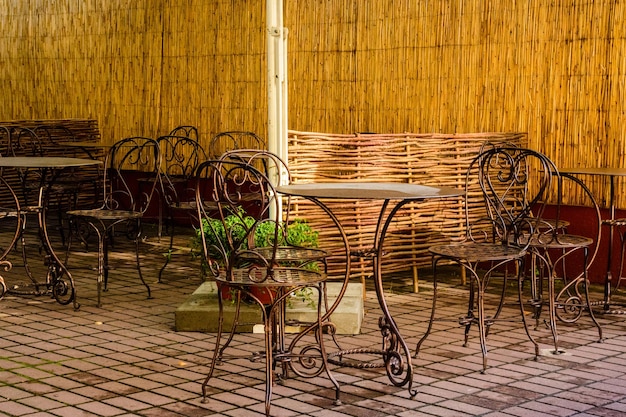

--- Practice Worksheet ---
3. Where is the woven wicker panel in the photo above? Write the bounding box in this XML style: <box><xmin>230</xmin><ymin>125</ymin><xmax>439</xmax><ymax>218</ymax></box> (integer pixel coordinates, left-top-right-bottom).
<box><xmin>287</xmin><ymin>131</ymin><xmax>526</xmax><ymax>280</ymax></box>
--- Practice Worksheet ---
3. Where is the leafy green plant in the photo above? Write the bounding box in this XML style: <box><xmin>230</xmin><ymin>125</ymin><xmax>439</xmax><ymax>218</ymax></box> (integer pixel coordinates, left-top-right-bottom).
<box><xmin>191</xmin><ymin>207</ymin><xmax>319</xmax><ymax>259</ymax></box>
<box><xmin>190</xmin><ymin>207</ymin><xmax>321</xmax><ymax>305</ymax></box>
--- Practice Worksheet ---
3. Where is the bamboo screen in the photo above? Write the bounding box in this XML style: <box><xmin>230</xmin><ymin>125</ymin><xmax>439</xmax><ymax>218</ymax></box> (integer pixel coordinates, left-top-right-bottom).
<box><xmin>287</xmin><ymin>131</ymin><xmax>525</xmax><ymax>282</ymax></box>
<box><xmin>0</xmin><ymin>1</ymin><xmax>624</xmax><ymax>207</ymax></box>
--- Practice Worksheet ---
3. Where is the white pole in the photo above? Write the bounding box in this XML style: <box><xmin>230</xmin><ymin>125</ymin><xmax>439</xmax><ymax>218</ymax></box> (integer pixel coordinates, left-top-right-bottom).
<box><xmin>267</xmin><ymin>0</ymin><xmax>288</xmax><ymax>222</ymax></box>
<box><xmin>266</xmin><ymin>0</ymin><xmax>288</xmax><ymax>186</ymax></box>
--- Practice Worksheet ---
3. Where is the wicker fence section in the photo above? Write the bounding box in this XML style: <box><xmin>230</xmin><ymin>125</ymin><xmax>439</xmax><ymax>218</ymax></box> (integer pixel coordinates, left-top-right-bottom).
<box><xmin>286</xmin><ymin>130</ymin><xmax>526</xmax><ymax>285</ymax></box>
<box><xmin>0</xmin><ymin>119</ymin><xmax>102</xmax><ymax>210</ymax></box>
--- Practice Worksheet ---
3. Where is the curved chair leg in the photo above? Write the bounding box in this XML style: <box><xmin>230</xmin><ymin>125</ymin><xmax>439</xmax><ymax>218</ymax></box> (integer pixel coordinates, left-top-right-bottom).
<box><xmin>314</xmin><ymin>284</ymin><xmax>342</xmax><ymax>405</ymax></box>
<box><xmin>462</xmin><ymin>271</ymin><xmax>477</xmax><ymax>348</ymax></box>
<box><xmin>517</xmin><ymin>258</ymin><xmax>540</xmax><ymax>360</ymax></box>
<box><xmin>546</xmin><ymin>254</ymin><xmax>560</xmax><ymax>354</ymax></box>
<box><xmin>529</xmin><ymin>249</ymin><xmax>560</xmax><ymax>354</ymax></box>
<box><xmin>616</xmin><ymin>227</ymin><xmax>626</xmax><ymax>291</ymax></box>
<box><xmin>581</xmin><ymin>248</ymin><xmax>603</xmax><ymax>342</ymax></box>
<box><xmin>133</xmin><ymin>231</ymin><xmax>152</xmax><ymax>299</ymax></box>
<box><xmin>217</xmin><ymin>289</ymin><xmax>243</xmax><ymax>360</ymax></box>
<box><xmin>157</xmin><ymin>225</ymin><xmax>175</xmax><ymax>283</ymax></box>
<box><xmin>487</xmin><ymin>266</ymin><xmax>510</xmax><ymax>333</ymax></box>
<box><xmin>414</xmin><ymin>256</ymin><xmax>440</xmax><ymax>358</ymax></box>
<box><xmin>94</xmin><ymin>228</ymin><xmax>106</xmax><ymax>308</ymax></box>
<box><xmin>202</xmin><ymin>291</ymin><xmax>227</xmax><ymax>402</ymax></box>
<box><xmin>474</xmin><ymin>274</ymin><xmax>488</xmax><ymax>373</ymax></box>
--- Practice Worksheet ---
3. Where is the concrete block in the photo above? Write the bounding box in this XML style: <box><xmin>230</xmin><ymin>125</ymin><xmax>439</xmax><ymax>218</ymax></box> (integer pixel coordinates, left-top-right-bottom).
<box><xmin>175</xmin><ymin>281</ymin><xmax>364</xmax><ymax>335</ymax></box>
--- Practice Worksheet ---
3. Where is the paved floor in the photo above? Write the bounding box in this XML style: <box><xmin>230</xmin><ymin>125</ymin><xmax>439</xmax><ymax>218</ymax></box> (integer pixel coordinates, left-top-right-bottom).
<box><xmin>1</xmin><ymin>225</ymin><xmax>626</xmax><ymax>416</ymax></box>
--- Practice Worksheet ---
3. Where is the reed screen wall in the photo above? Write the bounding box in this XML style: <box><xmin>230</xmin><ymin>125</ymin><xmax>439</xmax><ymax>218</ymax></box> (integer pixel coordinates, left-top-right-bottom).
<box><xmin>0</xmin><ymin>1</ymin><xmax>624</xmax><ymax>208</ymax></box>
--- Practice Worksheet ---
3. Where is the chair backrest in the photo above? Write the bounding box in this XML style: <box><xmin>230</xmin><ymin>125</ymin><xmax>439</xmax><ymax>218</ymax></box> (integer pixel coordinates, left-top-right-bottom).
<box><xmin>194</xmin><ymin>151</ymin><xmax>304</xmax><ymax>282</ymax></box>
<box><xmin>33</xmin><ymin>125</ymin><xmax>75</xmax><ymax>145</ymax></box>
<box><xmin>208</xmin><ymin>131</ymin><xmax>265</xmax><ymax>158</ymax></box>
<box><xmin>156</xmin><ymin>134</ymin><xmax>207</xmax><ymax>207</ymax></box>
<box><xmin>168</xmin><ymin>125</ymin><xmax>198</xmax><ymax>141</ymax></box>
<box><xmin>467</xmin><ymin>145</ymin><xmax>557</xmax><ymax>245</ymax></box>
<box><xmin>219</xmin><ymin>148</ymin><xmax>290</xmax><ymax>187</ymax></box>
<box><xmin>157</xmin><ymin>135</ymin><xmax>207</xmax><ymax>178</ymax></box>
<box><xmin>102</xmin><ymin>136</ymin><xmax>161</xmax><ymax>213</ymax></box>
<box><xmin>8</xmin><ymin>127</ymin><xmax>43</xmax><ymax>157</ymax></box>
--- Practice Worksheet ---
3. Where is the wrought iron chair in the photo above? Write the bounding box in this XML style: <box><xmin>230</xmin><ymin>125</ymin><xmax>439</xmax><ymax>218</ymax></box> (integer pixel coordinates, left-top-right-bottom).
<box><xmin>195</xmin><ymin>153</ymin><xmax>340</xmax><ymax>416</ymax></box>
<box><xmin>65</xmin><ymin>137</ymin><xmax>161</xmax><ymax>307</ymax></box>
<box><xmin>415</xmin><ymin>146</ymin><xmax>556</xmax><ymax>372</ymax></box>
<box><xmin>208</xmin><ymin>130</ymin><xmax>265</xmax><ymax>157</ymax></box>
<box><xmin>524</xmin><ymin>171</ymin><xmax>603</xmax><ymax>347</ymax></box>
<box><xmin>33</xmin><ymin>124</ymin><xmax>102</xmax><ymax>245</ymax></box>
<box><xmin>155</xmin><ymin>134</ymin><xmax>207</xmax><ymax>282</ymax></box>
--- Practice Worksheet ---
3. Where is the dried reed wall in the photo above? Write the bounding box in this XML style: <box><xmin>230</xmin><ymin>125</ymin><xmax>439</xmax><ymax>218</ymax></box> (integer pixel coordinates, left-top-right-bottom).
<box><xmin>0</xmin><ymin>1</ymin><xmax>624</xmax><ymax>207</ymax></box>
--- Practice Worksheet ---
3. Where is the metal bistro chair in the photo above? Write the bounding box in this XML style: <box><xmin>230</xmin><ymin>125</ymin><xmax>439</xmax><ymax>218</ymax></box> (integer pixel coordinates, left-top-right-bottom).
<box><xmin>34</xmin><ymin>124</ymin><xmax>102</xmax><ymax>246</ymax></box>
<box><xmin>65</xmin><ymin>137</ymin><xmax>161</xmax><ymax>307</ymax></box>
<box><xmin>195</xmin><ymin>154</ymin><xmax>340</xmax><ymax>416</ymax></box>
<box><xmin>415</xmin><ymin>146</ymin><xmax>555</xmax><ymax>372</ymax></box>
<box><xmin>523</xmin><ymin>170</ymin><xmax>603</xmax><ymax>350</ymax></box>
<box><xmin>156</xmin><ymin>134</ymin><xmax>207</xmax><ymax>282</ymax></box>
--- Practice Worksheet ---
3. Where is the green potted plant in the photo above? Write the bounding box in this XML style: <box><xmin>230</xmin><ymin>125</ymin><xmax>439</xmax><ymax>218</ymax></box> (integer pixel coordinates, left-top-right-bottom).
<box><xmin>190</xmin><ymin>207</ymin><xmax>321</xmax><ymax>304</ymax></box>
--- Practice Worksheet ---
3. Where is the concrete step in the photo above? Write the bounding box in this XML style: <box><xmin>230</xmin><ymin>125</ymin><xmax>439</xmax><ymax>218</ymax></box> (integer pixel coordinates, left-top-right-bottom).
<box><xmin>175</xmin><ymin>281</ymin><xmax>364</xmax><ymax>335</ymax></box>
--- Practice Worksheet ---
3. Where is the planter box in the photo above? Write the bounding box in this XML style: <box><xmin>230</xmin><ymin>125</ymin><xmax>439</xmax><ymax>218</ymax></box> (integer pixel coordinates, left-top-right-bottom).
<box><xmin>175</xmin><ymin>281</ymin><xmax>364</xmax><ymax>335</ymax></box>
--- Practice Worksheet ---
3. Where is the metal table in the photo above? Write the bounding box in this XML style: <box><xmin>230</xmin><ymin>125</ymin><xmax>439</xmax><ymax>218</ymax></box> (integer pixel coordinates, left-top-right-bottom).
<box><xmin>277</xmin><ymin>181</ymin><xmax>462</xmax><ymax>397</ymax></box>
<box><xmin>0</xmin><ymin>156</ymin><xmax>102</xmax><ymax>309</ymax></box>
<box><xmin>559</xmin><ymin>167</ymin><xmax>626</xmax><ymax>312</ymax></box>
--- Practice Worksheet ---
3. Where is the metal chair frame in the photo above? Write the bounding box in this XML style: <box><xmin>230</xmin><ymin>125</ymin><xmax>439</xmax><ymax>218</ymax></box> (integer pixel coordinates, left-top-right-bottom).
<box><xmin>65</xmin><ymin>137</ymin><xmax>161</xmax><ymax>307</ymax></box>
<box><xmin>155</xmin><ymin>134</ymin><xmax>208</xmax><ymax>282</ymax></box>
<box><xmin>195</xmin><ymin>153</ymin><xmax>340</xmax><ymax>416</ymax></box>
<box><xmin>416</xmin><ymin>146</ymin><xmax>557</xmax><ymax>372</ymax></box>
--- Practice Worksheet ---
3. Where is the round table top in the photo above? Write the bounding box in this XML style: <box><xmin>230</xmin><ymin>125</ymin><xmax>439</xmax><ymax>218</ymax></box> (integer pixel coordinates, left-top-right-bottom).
<box><xmin>0</xmin><ymin>156</ymin><xmax>101</xmax><ymax>168</ymax></box>
<box><xmin>276</xmin><ymin>182</ymin><xmax>462</xmax><ymax>200</ymax></box>
<box><xmin>559</xmin><ymin>167</ymin><xmax>626</xmax><ymax>177</ymax></box>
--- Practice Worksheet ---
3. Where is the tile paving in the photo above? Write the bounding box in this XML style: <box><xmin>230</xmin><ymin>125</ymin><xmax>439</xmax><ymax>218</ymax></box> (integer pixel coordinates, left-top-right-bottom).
<box><xmin>1</xmin><ymin>225</ymin><xmax>626</xmax><ymax>416</ymax></box>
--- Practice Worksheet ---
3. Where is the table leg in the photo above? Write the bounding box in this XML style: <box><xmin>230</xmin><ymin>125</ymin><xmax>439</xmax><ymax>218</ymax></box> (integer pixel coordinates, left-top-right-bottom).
<box><xmin>39</xmin><ymin>179</ymin><xmax>79</xmax><ymax>309</ymax></box>
<box><xmin>604</xmin><ymin>175</ymin><xmax>616</xmax><ymax>310</ymax></box>
<box><xmin>300</xmin><ymin>196</ymin><xmax>416</xmax><ymax>396</ymax></box>
<box><xmin>372</xmin><ymin>200</ymin><xmax>416</xmax><ymax>394</ymax></box>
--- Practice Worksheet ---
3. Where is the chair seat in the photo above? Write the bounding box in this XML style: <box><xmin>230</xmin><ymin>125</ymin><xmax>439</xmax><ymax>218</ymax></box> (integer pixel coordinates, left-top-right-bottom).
<box><xmin>246</xmin><ymin>246</ymin><xmax>330</xmax><ymax>263</ymax></box>
<box><xmin>538</xmin><ymin>218</ymin><xmax>570</xmax><ymax>229</ymax></box>
<box><xmin>516</xmin><ymin>233</ymin><xmax>593</xmax><ymax>249</ymax></box>
<box><xmin>603</xmin><ymin>218</ymin><xmax>626</xmax><ymax>227</ymax></box>
<box><xmin>429</xmin><ymin>242</ymin><xmax>526</xmax><ymax>263</ymax></box>
<box><xmin>67</xmin><ymin>208</ymin><xmax>143</xmax><ymax>221</ymax></box>
<box><xmin>216</xmin><ymin>266</ymin><xmax>326</xmax><ymax>287</ymax></box>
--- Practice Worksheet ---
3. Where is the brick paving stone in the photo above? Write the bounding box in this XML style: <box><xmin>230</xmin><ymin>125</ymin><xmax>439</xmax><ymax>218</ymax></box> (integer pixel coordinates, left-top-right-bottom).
<box><xmin>103</xmin><ymin>395</ymin><xmax>153</xmax><ymax>412</ymax></box>
<box><xmin>126</xmin><ymin>391</ymin><xmax>175</xmax><ymax>408</ymax></box>
<box><xmin>16</xmin><ymin>395</ymin><xmax>66</xmax><ymax>411</ymax></box>
<box><xmin>76</xmin><ymin>400</ymin><xmax>127</xmax><ymax>416</ymax></box>
<box><xmin>44</xmin><ymin>390</ymin><xmax>92</xmax><ymax>406</ymax></box>
<box><xmin>0</xmin><ymin>401</ymin><xmax>39</xmax><ymax>416</ymax></box>
<box><xmin>2</xmin><ymin>228</ymin><xmax>626</xmax><ymax>417</ymax></box>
